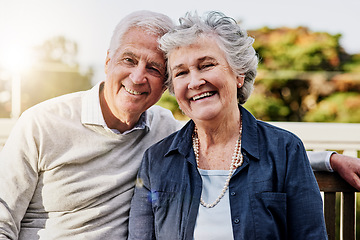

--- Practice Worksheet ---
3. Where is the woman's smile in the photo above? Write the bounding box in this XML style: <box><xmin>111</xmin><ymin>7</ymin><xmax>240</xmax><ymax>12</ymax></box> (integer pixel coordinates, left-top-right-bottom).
<box><xmin>191</xmin><ymin>91</ymin><xmax>217</xmax><ymax>101</ymax></box>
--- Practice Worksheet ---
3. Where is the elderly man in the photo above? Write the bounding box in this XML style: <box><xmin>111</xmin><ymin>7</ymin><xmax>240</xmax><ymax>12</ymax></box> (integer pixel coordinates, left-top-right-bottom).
<box><xmin>0</xmin><ymin>10</ymin><xmax>359</xmax><ymax>240</ymax></box>
<box><xmin>0</xmin><ymin>11</ymin><xmax>180</xmax><ymax>239</ymax></box>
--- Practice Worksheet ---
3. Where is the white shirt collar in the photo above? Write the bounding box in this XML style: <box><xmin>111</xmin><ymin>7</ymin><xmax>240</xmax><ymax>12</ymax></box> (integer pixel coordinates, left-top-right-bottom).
<box><xmin>81</xmin><ymin>81</ymin><xmax>149</xmax><ymax>135</ymax></box>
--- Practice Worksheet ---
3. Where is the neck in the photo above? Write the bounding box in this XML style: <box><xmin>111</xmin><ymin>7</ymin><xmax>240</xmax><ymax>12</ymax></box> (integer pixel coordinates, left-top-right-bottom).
<box><xmin>194</xmin><ymin>108</ymin><xmax>241</xmax><ymax>146</ymax></box>
<box><xmin>193</xmin><ymin>109</ymin><xmax>243</xmax><ymax>170</ymax></box>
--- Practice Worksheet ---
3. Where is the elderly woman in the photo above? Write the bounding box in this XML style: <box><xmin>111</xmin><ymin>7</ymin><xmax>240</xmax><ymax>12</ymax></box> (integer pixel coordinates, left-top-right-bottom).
<box><xmin>128</xmin><ymin>11</ymin><xmax>327</xmax><ymax>239</ymax></box>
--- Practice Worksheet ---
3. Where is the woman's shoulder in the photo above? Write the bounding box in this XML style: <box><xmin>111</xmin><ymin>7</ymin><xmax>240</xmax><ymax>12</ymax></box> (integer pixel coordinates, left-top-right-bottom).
<box><xmin>256</xmin><ymin>120</ymin><xmax>303</xmax><ymax>144</ymax></box>
<box><xmin>241</xmin><ymin>106</ymin><xmax>302</xmax><ymax>144</ymax></box>
<box><xmin>146</xmin><ymin>121</ymin><xmax>193</xmax><ymax>156</ymax></box>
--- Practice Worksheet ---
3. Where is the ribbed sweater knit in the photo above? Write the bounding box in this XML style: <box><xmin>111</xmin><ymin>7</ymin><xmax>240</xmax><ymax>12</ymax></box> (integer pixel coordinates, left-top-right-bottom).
<box><xmin>0</xmin><ymin>83</ymin><xmax>181</xmax><ymax>239</ymax></box>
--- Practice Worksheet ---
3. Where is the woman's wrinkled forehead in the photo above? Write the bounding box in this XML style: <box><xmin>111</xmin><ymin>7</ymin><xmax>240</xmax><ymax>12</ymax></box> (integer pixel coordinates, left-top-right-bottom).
<box><xmin>166</xmin><ymin>33</ymin><xmax>220</xmax><ymax>57</ymax></box>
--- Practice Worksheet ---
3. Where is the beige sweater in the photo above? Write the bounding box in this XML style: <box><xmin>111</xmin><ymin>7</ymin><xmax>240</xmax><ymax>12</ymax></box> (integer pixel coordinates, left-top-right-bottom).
<box><xmin>0</xmin><ymin>84</ymin><xmax>181</xmax><ymax>239</ymax></box>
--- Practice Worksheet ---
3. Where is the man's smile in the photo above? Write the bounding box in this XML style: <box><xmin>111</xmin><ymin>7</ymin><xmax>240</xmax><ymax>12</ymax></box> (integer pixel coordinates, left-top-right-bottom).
<box><xmin>124</xmin><ymin>85</ymin><xmax>143</xmax><ymax>95</ymax></box>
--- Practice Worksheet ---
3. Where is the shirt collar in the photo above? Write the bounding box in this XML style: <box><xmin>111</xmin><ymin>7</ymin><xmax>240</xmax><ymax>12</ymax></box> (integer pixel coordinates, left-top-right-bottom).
<box><xmin>239</xmin><ymin>106</ymin><xmax>260</xmax><ymax>160</ymax></box>
<box><xmin>166</xmin><ymin>105</ymin><xmax>260</xmax><ymax>161</ymax></box>
<box><xmin>81</xmin><ymin>81</ymin><xmax>150</xmax><ymax>135</ymax></box>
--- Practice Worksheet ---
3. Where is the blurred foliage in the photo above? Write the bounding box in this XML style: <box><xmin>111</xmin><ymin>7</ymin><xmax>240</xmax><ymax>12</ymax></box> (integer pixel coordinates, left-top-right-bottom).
<box><xmin>245</xmin><ymin>27</ymin><xmax>360</xmax><ymax>122</ymax></box>
<box><xmin>0</xmin><ymin>36</ymin><xmax>93</xmax><ymax>117</ymax></box>
<box><xmin>304</xmin><ymin>92</ymin><xmax>360</xmax><ymax>122</ymax></box>
<box><xmin>249</xmin><ymin>26</ymin><xmax>344</xmax><ymax>71</ymax></box>
<box><xmin>243</xmin><ymin>93</ymin><xmax>290</xmax><ymax>121</ymax></box>
<box><xmin>342</xmin><ymin>53</ymin><xmax>360</xmax><ymax>72</ymax></box>
<box><xmin>157</xmin><ymin>91</ymin><xmax>189</xmax><ymax>121</ymax></box>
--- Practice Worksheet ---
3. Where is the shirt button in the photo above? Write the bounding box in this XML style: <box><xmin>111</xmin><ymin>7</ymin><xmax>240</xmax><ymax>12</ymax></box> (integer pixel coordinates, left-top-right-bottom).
<box><xmin>234</xmin><ymin>218</ymin><xmax>240</xmax><ymax>224</ymax></box>
<box><xmin>230</xmin><ymin>192</ymin><xmax>236</xmax><ymax>196</ymax></box>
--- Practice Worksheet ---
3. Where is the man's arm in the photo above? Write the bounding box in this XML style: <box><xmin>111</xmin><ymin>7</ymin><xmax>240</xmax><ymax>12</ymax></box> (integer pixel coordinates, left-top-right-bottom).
<box><xmin>308</xmin><ymin>151</ymin><xmax>360</xmax><ymax>190</ymax></box>
<box><xmin>0</xmin><ymin>113</ymin><xmax>39</xmax><ymax>239</ymax></box>
<box><xmin>330</xmin><ymin>153</ymin><xmax>360</xmax><ymax>190</ymax></box>
<box><xmin>307</xmin><ymin>151</ymin><xmax>334</xmax><ymax>172</ymax></box>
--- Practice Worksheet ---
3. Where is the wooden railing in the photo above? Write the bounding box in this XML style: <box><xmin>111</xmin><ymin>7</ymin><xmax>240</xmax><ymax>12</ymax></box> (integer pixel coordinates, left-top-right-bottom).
<box><xmin>1</xmin><ymin>119</ymin><xmax>360</xmax><ymax>239</ymax></box>
<box><xmin>315</xmin><ymin>172</ymin><xmax>358</xmax><ymax>240</ymax></box>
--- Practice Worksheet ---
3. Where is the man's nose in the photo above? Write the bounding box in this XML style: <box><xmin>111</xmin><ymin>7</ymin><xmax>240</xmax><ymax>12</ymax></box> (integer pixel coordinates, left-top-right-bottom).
<box><xmin>129</xmin><ymin>65</ymin><xmax>147</xmax><ymax>84</ymax></box>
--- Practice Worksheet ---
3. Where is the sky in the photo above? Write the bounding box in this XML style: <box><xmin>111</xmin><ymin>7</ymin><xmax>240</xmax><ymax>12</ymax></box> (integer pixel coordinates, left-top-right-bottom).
<box><xmin>0</xmin><ymin>0</ymin><xmax>359</xmax><ymax>83</ymax></box>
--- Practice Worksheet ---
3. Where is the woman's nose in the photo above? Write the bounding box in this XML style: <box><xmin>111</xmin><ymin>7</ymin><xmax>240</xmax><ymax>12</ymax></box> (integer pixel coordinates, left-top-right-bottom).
<box><xmin>188</xmin><ymin>72</ymin><xmax>206</xmax><ymax>89</ymax></box>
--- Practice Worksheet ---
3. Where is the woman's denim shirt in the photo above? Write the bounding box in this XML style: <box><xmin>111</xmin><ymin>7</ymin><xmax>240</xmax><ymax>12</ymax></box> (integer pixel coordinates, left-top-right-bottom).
<box><xmin>128</xmin><ymin>107</ymin><xmax>328</xmax><ymax>240</ymax></box>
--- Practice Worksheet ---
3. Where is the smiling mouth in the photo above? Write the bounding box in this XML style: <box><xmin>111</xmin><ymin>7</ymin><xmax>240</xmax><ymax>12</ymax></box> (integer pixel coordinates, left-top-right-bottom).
<box><xmin>124</xmin><ymin>86</ymin><xmax>142</xmax><ymax>95</ymax></box>
<box><xmin>192</xmin><ymin>92</ymin><xmax>216</xmax><ymax>101</ymax></box>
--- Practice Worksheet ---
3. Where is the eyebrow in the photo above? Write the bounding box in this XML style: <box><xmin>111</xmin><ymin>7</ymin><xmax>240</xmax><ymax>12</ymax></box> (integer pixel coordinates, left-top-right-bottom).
<box><xmin>149</xmin><ymin>61</ymin><xmax>165</xmax><ymax>72</ymax></box>
<box><xmin>121</xmin><ymin>51</ymin><xmax>137</xmax><ymax>59</ymax></box>
<box><xmin>171</xmin><ymin>56</ymin><xmax>217</xmax><ymax>71</ymax></box>
<box><xmin>199</xmin><ymin>56</ymin><xmax>216</xmax><ymax>62</ymax></box>
<box><xmin>122</xmin><ymin>51</ymin><xmax>165</xmax><ymax>71</ymax></box>
<box><xmin>171</xmin><ymin>64</ymin><xmax>185</xmax><ymax>72</ymax></box>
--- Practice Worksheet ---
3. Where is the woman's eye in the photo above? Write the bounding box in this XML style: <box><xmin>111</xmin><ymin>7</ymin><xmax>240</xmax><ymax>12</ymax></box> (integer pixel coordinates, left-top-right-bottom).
<box><xmin>174</xmin><ymin>71</ymin><xmax>187</xmax><ymax>78</ymax></box>
<box><xmin>200</xmin><ymin>63</ymin><xmax>215</xmax><ymax>70</ymax></box>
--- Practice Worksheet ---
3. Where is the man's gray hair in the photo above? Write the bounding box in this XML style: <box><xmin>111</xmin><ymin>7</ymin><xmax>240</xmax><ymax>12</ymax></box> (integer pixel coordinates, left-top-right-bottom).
<box><xmin>108</xmin><ymin>10</ymin><xmax>174</xmax><ymax>59</ymax></box>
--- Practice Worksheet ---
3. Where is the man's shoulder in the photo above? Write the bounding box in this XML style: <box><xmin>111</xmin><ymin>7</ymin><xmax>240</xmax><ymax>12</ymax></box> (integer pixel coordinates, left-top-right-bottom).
<box><xmin>21</xmin><ymin>91</ymin><xmax>86</xmax><ymax>123</ymax></box>
<box><xmin>148</xmin><ymin>105</ymin><xmax>174</xmax><ymax>118</ymax></box>
<box><xmin>147</xmin><ymin>105</ymin><xmax>181</xmax><ymax>128</ymax></box>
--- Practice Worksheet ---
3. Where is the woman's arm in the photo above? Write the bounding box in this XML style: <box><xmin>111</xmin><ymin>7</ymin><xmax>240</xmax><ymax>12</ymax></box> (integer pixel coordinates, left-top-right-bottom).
<box><xmin>286</xmin><ymin>140</ymin><xmax>328</xmax><ymax>239</ymax></box>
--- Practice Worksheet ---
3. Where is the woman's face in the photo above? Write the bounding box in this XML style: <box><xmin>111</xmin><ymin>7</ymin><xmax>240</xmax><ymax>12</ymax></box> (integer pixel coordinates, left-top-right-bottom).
<box><xmin>168</xmin><ymin>36</ymin><xmax>243</xmax><ymax>122</ymax></box>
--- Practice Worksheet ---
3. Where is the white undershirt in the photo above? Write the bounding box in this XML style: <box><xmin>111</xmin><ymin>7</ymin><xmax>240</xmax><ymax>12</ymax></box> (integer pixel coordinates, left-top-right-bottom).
<box><xmin>193</xmin><ymin>169</ymin><xmax>234</xmax><ymax>240</ymax></box>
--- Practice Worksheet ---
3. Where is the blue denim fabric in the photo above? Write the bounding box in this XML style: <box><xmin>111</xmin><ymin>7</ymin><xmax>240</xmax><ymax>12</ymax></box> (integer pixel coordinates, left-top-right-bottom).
<box><xmin>128</xmin><ymin>106</ymin><xmax>328</xmax><ymax>240</ymax></box>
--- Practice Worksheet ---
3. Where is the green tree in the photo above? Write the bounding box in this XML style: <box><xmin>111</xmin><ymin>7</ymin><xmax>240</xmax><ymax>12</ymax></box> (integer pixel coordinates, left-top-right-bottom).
<box><xmin>20</xmin><ymin>36</ymin><xmax>93</xmax><ymax>112</ymax></box>
<box><xmin>304</xmin><ymin>92</ymin><xmax>360</xmax><ymax>123</ymax></box>
<box><xmin>249</xmin><ymin>26</ymin><xmax>345</xmax><ymax>71</ymax></box>
<box><xmin>157</xmin><ymin>91</ymin><xmax>188</xmax><ymax>121</ymax></box>
<box><xmin>245</xmin><ymin>27</ymin><xmax>360</xmax><ymax>122</ymax></box>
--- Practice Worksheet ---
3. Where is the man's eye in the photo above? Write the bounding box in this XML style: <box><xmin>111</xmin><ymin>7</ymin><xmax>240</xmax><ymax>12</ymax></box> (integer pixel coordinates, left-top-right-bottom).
<box><xmin>147</xmin><ymin>67</ymin><xmax>163</xmax><ymax>77</ymax></box>
<box><xmin>123</xmin><ymin>58</ymin><xmax>135</xmax><ymax>65</ymax></box>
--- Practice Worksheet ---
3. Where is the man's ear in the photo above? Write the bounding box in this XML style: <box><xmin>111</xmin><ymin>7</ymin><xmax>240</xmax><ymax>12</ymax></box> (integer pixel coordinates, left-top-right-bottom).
<box><xmin>162</xmin><ymin>86</ymin><xmax>167</xmax><ymax>94</ymax></box>
<box><xmin>105</xmin><ymin>50</ymin><xmax>111</xmax><ymax>75</ymax></box>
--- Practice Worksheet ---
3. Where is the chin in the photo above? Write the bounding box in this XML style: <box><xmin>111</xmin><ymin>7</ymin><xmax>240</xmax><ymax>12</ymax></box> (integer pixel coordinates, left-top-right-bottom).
<box><xmin>191</xmin><ymin>112</ymin><xmax>219</xmax><ymax>122</ymax></box>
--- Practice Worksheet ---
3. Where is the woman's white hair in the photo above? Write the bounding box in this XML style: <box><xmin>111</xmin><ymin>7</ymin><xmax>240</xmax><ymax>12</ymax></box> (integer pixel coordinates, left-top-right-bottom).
<box><xmin>159</xmin><ymin>11</ymin><xmax>258</xmax><ymax>104</ymax></box>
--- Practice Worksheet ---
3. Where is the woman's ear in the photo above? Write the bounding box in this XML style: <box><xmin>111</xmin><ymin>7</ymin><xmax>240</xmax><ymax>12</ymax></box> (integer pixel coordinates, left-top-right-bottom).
<box><xmin>237</xmin><ymin>74</ymin><xmax>245</xmax><ymax>88</ymax></box>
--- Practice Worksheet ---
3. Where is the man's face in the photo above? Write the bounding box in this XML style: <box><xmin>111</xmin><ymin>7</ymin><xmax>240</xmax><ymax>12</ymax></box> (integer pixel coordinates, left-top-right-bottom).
<box><xmin>103</xmin><ymin>27</ymin><xmax>166</xmax><ymax>122</ymax></box>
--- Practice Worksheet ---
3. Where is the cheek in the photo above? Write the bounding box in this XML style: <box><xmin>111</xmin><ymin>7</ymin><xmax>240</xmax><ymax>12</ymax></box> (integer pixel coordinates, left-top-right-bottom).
<box><xmin>149</xmin><ymin>79</ymin><xmax>166</xmax><ymax>100</ymax></box>
<box><xmin>172</xmin><ymin>79</ymin><xmax>187</xmax><ymax>96</ymax></box>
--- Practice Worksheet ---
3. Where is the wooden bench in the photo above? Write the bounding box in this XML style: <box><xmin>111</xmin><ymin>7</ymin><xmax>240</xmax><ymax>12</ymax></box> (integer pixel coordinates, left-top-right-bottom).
<box><xmin>315</xmin><ymin>171</ymin><xmax>358</xmax><ymax>240</ymax></box>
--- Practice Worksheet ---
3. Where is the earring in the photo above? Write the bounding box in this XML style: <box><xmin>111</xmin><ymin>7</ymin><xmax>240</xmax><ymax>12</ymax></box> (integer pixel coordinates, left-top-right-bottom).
<box><xmin>237</xmin><ymin>83</ymin><xmax>242</xmax><ymax>87</ymax></box>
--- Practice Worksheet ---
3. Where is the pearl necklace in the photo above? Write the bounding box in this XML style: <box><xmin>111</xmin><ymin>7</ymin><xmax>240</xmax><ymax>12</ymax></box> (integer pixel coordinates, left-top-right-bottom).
<box><xmin>192</xmin><ymin>119</ymin><xmax>243</xmax><ymax>208</ymax></box>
